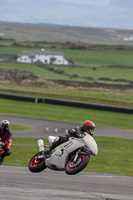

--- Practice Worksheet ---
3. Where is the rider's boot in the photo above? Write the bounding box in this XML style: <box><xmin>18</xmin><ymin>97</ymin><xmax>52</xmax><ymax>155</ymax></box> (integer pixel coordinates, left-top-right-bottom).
<box><xmin>36</xmin><ymin>147</ymin><xmax>52</xmax><ymax>162</ymax></box>
<box><xmin>44</xmin><ymin>147</ymin><xmax>52</xmax><ymax>155</ymax></box>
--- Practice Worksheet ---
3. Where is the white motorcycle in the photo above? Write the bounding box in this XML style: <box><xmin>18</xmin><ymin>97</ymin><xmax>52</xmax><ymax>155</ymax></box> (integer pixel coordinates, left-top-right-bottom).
<box><xmin>28</xmin><ymin>133</ymin><xmax>98</xmax><ymax>175</ymax></box>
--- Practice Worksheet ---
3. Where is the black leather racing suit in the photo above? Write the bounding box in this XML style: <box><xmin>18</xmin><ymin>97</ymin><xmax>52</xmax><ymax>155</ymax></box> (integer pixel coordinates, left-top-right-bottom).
<box><xmin>0</xmin><ymin>127</ymin><xmax>12</xmax><ymax>157</ymax></box>
<box><xmin>50</xmin><ymin>126</ymin><xmax>84</xmax><ymax>150</ymax></box>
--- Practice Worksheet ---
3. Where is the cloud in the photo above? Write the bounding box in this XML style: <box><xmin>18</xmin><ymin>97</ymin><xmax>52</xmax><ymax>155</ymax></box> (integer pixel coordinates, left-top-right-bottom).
<box><xmin>51</xmin><ymin>0</ymin><xmax>110</xmax><ymax>6</ymax></box>
<box><xmin>0</xmin><ymin>0</ymin><xmax>133</xmax><ymax>30</ymax></box>
<box><xmin>0</xmin><ymin>0</ymin><xmax>110</xmax><ymax>6</ymax></box>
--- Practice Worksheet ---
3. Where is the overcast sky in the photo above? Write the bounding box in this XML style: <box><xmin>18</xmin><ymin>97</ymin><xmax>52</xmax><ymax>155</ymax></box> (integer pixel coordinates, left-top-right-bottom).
<box><xmin>50</xmin><ymin>0</ymin><xmax>110</xmax><ymax>6</ymax></box>
<box><xmin>0</xmin><ymin>0</ymin><xmax>133</xmax><ymax>30</ymax></box>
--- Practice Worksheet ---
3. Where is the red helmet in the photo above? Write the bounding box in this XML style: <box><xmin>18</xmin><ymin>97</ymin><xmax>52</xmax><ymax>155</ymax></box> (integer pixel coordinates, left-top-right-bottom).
<box><xmin>1</xmin><ymin>120</ymin><xmax>10</xmax><ymax>131</ymax></box>
<box><xmin>82</xmin><ymin>120</ymin><xmax>95</xmax><ymax>136</ymax></box>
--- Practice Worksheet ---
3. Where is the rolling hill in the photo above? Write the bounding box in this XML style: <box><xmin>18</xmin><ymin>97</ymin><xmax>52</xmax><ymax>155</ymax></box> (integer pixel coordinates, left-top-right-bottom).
<box><xmin>1</xmin><ymin>21</ymin><xmax>133</xmax><ymax>45</ymax></box>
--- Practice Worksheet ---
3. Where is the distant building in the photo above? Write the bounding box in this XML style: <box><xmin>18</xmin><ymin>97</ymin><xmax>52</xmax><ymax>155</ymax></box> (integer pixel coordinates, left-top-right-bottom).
<box><xmin>16</xmin><ymin>49</ymin><xmax>69</xmax><ymax>65</ymax></box>
<box><xmin>124</xmin><ymin>36</ymin><xmax>133</xmax><ymax>41</ymax></box>
<box><xmin>0</xmin><ymin>33</ymin><xmax>4</xmax><ymax>39</ymax></box>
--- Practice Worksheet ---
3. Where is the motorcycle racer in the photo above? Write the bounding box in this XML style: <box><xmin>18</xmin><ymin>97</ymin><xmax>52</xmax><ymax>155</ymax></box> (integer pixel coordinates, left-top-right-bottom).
<box><xmin>29</xmin><ymin>120</ymin><xmax>97</xmax><ymax>174</ymax></box>
<box><xmin>0</xmin><ymin>120</ymin><xmax>12</xmax><ymax>164</ymax></box>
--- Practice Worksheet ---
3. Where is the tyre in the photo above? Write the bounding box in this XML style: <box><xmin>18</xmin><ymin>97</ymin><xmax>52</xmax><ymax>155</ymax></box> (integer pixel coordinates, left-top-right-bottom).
<box><xmin>28</xmin><ymin>152</ymin><xmax>46</xmax><ymax>173</ymax></box>
<box><xmin>65</xmin><ymin>154</ymin><xmax>89</xmax><ymax>175</ymax></box>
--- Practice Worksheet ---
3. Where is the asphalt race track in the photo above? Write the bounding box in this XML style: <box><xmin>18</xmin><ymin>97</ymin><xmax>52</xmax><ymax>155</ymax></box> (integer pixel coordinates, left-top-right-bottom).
<box><xmin>0</xmin><ymin>114</ymin><xmax>133</xmax><ymax>200</ymax></box>
<box><xmin>0</xmin><ymin>166</ymin><xmax>133</xmax><ymax>200</ymax></box>
<box><xmin>0</xmin><ymin>115</ymin><xmax>133</xmax><ymax>139</ymax></box>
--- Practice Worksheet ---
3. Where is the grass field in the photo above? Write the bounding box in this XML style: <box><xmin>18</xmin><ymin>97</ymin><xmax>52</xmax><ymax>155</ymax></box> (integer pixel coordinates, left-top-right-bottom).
<box><xmin>0</xmin><ymin>61</ymin><xmax>133</xmax><ymax>108</ymax></box>
<box><xmin>0</xmin><ymin>82</ymin><xmax>133</xmax><ymax>109</ymax></box>
<box><xmin>0</xmin><ymin>62</ymin><xmax>68</xmax><ymax>80</ymax></box>
<box><xmin>0</xmin><ymin>98</ymin><xmax>133</xmax><ymax>130</ymax></box>
<box><xmin>48</xmin><ymin>48</ymin><xmax>133</xmax><ymax>66</ymax></box>
<box><xmin>2</xmin><ymin>137</ymin><xmax>133</xmax><ymax>176</ymax></box>
<box><xmin>52</xmin><ymin>65</ymin><xmax>133</xmax><ymax>81</ymax></box>
<box><xmin>1</xmin><ymin>46</ymin><xmax>133</xmax><ymax>66</ymax></box>
<box><xmin>1</xmin><ymin>62</ymin><xmax>133</xmax><ymax>84</ymax></box>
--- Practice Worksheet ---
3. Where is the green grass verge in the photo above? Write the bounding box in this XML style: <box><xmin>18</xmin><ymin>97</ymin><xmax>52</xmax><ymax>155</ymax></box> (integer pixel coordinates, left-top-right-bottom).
<box><xmin>10</xmin><ymin>123</ymin><xmax>33</xmax><ymax>131</ymax></box>
<box><xmin>84</xmin><ymin>136</ymin><xmax>133</xmax><ymax>176</ymax></box>
<box><xmin>0</xmin><ymin>98</ymin><xmax>133</xmax><ymax>130</ymax></box>
<box><xmin>3</xmin><ymin>137</ymin><xmax>133</xmax><ymax>176</ymax></box>
<box><xmin>0</xmin><ymin>83</ymin><xmax>133</xmax><ymax>108</ymax></box>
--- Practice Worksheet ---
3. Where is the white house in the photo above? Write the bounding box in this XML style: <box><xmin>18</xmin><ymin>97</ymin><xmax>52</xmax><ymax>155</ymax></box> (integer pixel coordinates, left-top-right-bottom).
<box><xmin>124</xmin><ymin>36</ymin><xmax>133</xmax><ymax>41</ymax></box>
<box><xmin>0</xmin><ymin>33</ymin><xmax>4</xmax><ymax>39</ymax></box>
<box><xmin>16</xmin><ymin>49</ymin><xmax>69</xmax><ymax>65</ymax></box>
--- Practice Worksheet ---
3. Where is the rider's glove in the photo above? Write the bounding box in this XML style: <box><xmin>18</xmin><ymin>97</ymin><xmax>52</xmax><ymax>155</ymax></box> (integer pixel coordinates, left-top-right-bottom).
<box><xmin>68</xmin><ymin>129</ymin><xmax>78</xmax><ymax>136</ymax></box>
<box><xmin>72</xmin><ymin>129</ymin><xmax>79</xmax><ymax>135</ymax></box>
<box><xmin>0</xmin><ymin>143</ymin><xmax>4</xmax><ymax>148</ymax></box>
<box><xmin>77</xmin><ymin>133</ymin><xmax>84</xmax><ymax>138</ymax></box>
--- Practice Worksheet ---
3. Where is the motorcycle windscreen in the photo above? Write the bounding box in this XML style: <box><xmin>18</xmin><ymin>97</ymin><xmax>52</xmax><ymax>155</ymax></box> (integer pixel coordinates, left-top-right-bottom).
<box><xmin>83</xmin><ymin>133</ymin><xmax>98</xmax><ymax>155</ymax></box>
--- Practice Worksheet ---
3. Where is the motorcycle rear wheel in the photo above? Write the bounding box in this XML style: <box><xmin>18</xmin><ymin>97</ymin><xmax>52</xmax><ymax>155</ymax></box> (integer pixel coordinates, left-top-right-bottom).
<box><xmin>28</xmin><ymin>152</ymin><xmax>46</xmax><ymax>173</ymax></box>
<box><xmin>65</xmin><ymin>154</ymin><xmax>89</xmax><ymax>175</ymax></box>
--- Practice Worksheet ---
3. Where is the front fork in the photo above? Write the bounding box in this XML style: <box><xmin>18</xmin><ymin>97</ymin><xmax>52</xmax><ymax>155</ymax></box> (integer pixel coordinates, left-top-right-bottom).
<box><xmin>72</xmin><ymin>150</ymin><xmax>80</xmax><ymax>163</ymax></box>
<box><xmin>72</xmin><ymin>149</ymin><xmax>91</xmax><ymax>163</ymax></box>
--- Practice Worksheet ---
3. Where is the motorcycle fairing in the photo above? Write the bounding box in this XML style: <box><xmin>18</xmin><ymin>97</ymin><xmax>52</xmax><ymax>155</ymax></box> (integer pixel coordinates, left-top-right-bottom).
<box><xmin>45</xmin><ymin>133</ymin><xmax>98</xmax><ymax>171</ymax></box>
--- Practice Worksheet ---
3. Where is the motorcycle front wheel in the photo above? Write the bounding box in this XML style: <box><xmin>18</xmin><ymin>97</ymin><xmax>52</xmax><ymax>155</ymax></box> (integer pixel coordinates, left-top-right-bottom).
<box><xmin>28</xmin><ymin>152</ymin><xmax>46</xmax><ymax>173</ymax></box>
<box><xmin>65</xmin><ymin>154</ymin><xmax>89</xmax><ymax>175</ymax></box>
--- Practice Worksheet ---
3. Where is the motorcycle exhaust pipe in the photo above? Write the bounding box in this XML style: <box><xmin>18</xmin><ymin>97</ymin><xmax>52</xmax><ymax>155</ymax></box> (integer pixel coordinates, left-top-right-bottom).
<box><xmin>37</xmin><ymin>139</ymin><xmax>45</xmax><ymax>152</ymax></box>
